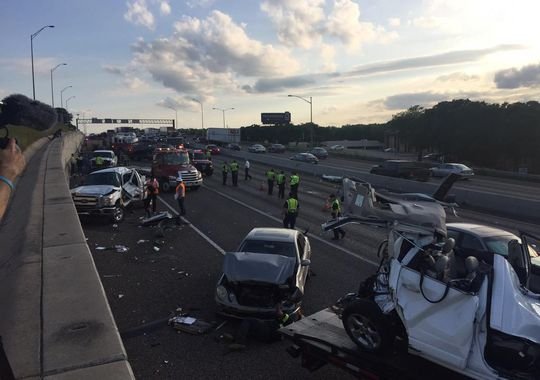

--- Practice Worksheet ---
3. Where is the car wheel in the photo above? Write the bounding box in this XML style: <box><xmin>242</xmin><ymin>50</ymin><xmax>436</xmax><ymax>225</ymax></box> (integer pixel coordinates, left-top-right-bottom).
<box><xmin>111</xmin><ymin>204</ymin><xmax>125</xmax><ymax>223</ymax></box>
<box><xmin>342</xmin><ymin>299</ymin><xmax>394</xmax><ymax>353</ymax></box>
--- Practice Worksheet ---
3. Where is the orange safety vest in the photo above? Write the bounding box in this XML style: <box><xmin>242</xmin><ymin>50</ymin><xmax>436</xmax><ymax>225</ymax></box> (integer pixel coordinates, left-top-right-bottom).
<box><xmin>175</xmin><ymin>182</ymin><xmax>186</xmax><ymax>198</ymax></box>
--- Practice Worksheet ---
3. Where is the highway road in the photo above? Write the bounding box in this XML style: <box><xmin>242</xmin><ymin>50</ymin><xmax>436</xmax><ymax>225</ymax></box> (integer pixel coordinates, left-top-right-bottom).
<box><xmin>222</xmin><ymin>149</ymin><xmax>540</xmax><ymax>202</ymax></box>
<box><xmin>80</xmin><ymin>156</ymin><xmax>539</xmax><ymax>379</ymax></box>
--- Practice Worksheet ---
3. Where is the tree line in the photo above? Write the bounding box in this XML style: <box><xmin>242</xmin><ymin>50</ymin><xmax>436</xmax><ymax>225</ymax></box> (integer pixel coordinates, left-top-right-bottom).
<box><xmin>239</xmin><ymin>99</ymin><xmax>540</xmax><ymax>173</ymax></box>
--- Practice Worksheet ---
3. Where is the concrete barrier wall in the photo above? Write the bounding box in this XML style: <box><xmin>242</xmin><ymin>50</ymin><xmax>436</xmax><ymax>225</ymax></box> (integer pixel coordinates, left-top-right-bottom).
<box><xmin>0</xmin><ymin>133</ymin><xmax>134</xmax><ymax>379</ymax></box>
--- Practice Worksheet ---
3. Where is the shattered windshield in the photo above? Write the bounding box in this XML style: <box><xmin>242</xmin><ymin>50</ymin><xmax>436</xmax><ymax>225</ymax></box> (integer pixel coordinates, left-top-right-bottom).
<box><xmin>239</xmin><ymin>240</ymin><xmax>296</xmax><ymax>258</ymax></box>
<box><xmin>85</xmin><ymin>172</ymin><xmax>121</xmax><ymax>187</ymax></box>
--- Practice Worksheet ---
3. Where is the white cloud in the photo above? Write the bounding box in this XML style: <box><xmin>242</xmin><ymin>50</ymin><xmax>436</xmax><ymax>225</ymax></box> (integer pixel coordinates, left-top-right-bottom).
<box><xmin>131</xmin><ymin>11</ymin><xmax>300</xmax><ymax>97</ymax></box>
<box><xmin>123</xmin><ymin>76</ymin><xmax>146</xmax><ymax>90</ymax></box>
<box><xmin>186</xmin><ymin>0</ymin><xmax>215</xmax><ymax>8</ymax></box>
<box><xmin>326</xmin><ymin>0</ymin><xmax>396</xmax><ymax>50</ymax></box>
<box><xmin>261</xmin><ymin>0</ymin><xmax>396</xmax><ymax>51</ymax></box>
<box><xmin>124</xmin><ymin>0</ymin><xmax>155</xmax><ymax>30</ymax></box>
<box><xmin>159</xmin><ymin>1</ymin><xmax>171</xmax><ymax>15</ymax></box>
<box><xmin>319</xmin><ymin>43</ymin><xmax>336</xmax><ymax>72</ymax></box>
<box><xmin>261</xmin><ymin>0</ymin><xmax>325</xmax><ymax>49</ymax></box>
<box><xmin>388</xmin><ymin>17</ymin><xmax>401</xmax><ymax>27</ymax></box>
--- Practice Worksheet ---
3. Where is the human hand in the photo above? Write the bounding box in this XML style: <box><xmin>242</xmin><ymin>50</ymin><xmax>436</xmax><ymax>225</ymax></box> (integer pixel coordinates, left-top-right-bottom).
<box><xmin>0</xmin><ymin>138</ymin><xmax>26</xmax><ymax>181</ymax></box>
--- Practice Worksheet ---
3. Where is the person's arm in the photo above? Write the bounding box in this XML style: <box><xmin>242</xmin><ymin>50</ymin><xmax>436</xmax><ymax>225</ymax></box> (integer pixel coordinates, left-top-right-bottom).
<box><xmin>0</xmin><ymin>138</ymin><xmax>26</xmax><ymax>221</ymax></box>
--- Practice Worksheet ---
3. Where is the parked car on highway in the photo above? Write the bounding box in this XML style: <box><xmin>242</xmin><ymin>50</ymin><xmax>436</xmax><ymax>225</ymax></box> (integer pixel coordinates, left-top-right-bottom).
<box><xmin>370</xmin><ymin>160</ymin><xmax>430</xmax><ymax>181</ymax></box>
<box><xmin>226</xmin><ymin>143</ymin><xmax>241</xmax><ymax>151</ymax></box>
<box><xmin>206</xmin><ymin>144</ymin><xmax>220</xmax><ymax>155</ymax></box>
<box><xmin>215</xmin><ymin>228</ymin><xmax>311</xmax><ymax>319</ymax></box>
<box><xmin>430</xmin><ymin>163</ymin><xmax>474</xmax><ymax>179</ymax></box>
<box><xmin>71</xmin><ymin>167</ymin><xmax>145</xmax><ymax>223</ymax></box>
<box><xmin>310</xmin><ymin>147</ymin><xmax>328</xmax><ymax>159</ymax></box>
<box><xmin>268</xmin><ymin>143</ymin><xmax>286</xmax><ymax>153</ymax></box>
<box><xmin>248</xmin><ymin>144</ymin><xmax>266</xmax><ymax>153</ymax></box>
<box><xmin>90</xmin><ymin>150</ymin><xmax>118</xmax><ymax>169</ymax></box>
<box><xmin>290</xmin><ymin>152</ymin><xmax>319</xmax><ymax>164</ymax></box>
<box><xmin>330</xmin><ymin>145</ymin><xmax>345</xmax><ymax>151</ymax></box>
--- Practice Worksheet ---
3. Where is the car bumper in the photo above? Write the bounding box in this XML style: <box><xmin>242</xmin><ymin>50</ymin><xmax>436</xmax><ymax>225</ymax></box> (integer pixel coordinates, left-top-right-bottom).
<box><xmin>215</xmin><ymin>298</ymin><xmax>301</xmax><ymax>321</ymax></box>
<box><xmin>75</xmin><ymin>206</ymin><xmax>116</xmax><ymax>216</ymax></box>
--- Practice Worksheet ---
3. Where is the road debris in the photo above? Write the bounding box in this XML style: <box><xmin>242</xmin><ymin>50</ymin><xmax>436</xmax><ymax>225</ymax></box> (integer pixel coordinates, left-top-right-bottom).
<box><xmin>321</xmin><ymin>174</ymin><xmax>343</xmax><ymax>183</ymax></box>
<box><xmin>137</xmin><ymin>239</ymin><xmax>149</xmax><ymax>244</ymax></box>
<box><xmin>115</xmin><ymin>245</ymin><xmax>129</xmax><ymax>253</ymax></box>
<box><xmin>168</xmin><ymin>314</ymin><xmax>214</xmax><ymax>335</ymax></box>
<box><xmin>103</xmin><ymin>274</ymin><xmax>122</xmax><ymax>278</ymax></box>
<box><xmin>118</xmin><ymin>294</ymin><xmax>125</xmax><ymax>299</ymax></box>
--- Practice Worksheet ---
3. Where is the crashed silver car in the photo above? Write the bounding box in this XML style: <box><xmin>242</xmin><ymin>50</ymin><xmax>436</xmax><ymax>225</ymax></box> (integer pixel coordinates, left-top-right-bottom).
<box><xmin>215</xmin><ymin>228</ymin><xmax>311</xmax><ymax>320</ymax></box>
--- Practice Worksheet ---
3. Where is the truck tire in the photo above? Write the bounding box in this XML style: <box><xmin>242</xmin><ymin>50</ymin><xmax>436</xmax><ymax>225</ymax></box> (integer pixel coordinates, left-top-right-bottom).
<box><xmin>342</xmin><ymin>299</ymin><xmax>394</xmax><ymax>353</ymax></box>
<box><xmin>161</xmin><ymin>179</ymin><xmax>172</xmax><ymax>192</ymax></box>
<box><xmin>111</xmin><ymin>204</ymin><xmax>125</xmax><ymax>223</ymax></box>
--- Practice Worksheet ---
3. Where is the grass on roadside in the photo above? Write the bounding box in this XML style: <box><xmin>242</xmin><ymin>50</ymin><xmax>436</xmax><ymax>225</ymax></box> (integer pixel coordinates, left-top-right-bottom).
<box><xmin>2</xmin><ymin>123</ymin><xmax>71</xmax><ymax>151</ymax></box>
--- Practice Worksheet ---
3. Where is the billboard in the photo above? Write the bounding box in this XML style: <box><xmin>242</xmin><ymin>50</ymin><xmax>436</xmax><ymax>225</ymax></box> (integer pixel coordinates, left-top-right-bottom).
<box><xmin>261</xmin><ymin>112</ymin><xmax>291</xmax><ymax>125</ymax></box>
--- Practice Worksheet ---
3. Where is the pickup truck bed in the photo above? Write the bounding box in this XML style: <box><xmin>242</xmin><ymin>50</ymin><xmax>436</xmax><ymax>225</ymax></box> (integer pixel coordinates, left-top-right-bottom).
<box><xmin>279</xmin><ymin>308</ymin><xmax>469</xmax><ymax>380</ymax></box>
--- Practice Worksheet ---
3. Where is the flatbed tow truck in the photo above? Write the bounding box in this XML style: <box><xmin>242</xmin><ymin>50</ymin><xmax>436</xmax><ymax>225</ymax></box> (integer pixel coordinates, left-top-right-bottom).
<box><xmin>279</xmin><ymin>308</ymin><xmax>469</xmax><ymax>380</ymax></box>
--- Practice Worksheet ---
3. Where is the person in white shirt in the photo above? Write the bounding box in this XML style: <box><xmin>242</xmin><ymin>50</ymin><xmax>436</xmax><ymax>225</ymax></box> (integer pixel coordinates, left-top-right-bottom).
<box><xmin>244</xmin><ymin>160</ymin><xmax>252</xmax><ymax>180</ymax></box>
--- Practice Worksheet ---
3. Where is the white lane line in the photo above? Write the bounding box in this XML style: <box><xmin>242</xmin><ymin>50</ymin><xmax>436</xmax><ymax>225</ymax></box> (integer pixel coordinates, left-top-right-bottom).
<box><xmin>157</xmin><ymin>195</ymin><xmax>226</xmax><ymax>256</ymax></box>
<box><xmin>203</xmin><ymin>185</ymin><xmax>378</xmax><ymax>267</ymax></box>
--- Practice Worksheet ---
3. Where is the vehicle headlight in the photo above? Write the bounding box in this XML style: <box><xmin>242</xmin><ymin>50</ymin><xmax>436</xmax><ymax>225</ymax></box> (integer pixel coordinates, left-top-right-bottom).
<box><xmin>103</xmin><ymin>194</ymin><xmax>116</xmax><ymax>206</ymax></box>
<box><xmin>216</xmin><ymin>285</ymin><xmax>228</xmax><ymax>301</ymax></box>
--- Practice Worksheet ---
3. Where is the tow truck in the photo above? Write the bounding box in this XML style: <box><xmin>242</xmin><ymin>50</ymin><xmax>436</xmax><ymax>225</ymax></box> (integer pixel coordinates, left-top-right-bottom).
<box><xmin>280</xmin><ymin>175</ymin><xmax>540</xmax><ymax>380</ymax></box>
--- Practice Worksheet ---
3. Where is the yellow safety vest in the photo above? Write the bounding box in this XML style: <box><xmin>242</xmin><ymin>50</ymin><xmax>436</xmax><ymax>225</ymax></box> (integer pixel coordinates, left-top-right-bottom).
<box><xmin>290</xmin><ymin>175</ymin><xmax>299</xmax><ymax>185</ymax></box>
<box><xmin>267</xmin><ymin>171</ymin><xmax>275</xmax><ymax>180</ymax></box>
<box><xmin>222</xmin><ymin>164</ymin><xmax>229</xmax><ymax>172</ymax></box>
<box><xmin>277</xmin><ymin>174</ymin><xmax>285</xmax><ymax>184</ymax></box>
<box><xmin>332</xmin><ymin>198</ymin><xmax>341</xmax><ymax>213</ymax></box>
<box><xmin>230</xmin><ymin>162</ymin><xmax>239</xmax><ymax>172</ymax></box>
<box><xmin>287</xmin><ymin>198</ymin><xmax>298</xmax><ymax>213</ymax></box>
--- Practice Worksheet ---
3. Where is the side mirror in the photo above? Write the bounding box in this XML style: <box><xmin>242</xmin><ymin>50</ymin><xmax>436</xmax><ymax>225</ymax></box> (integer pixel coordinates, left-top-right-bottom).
<box><xmin>301</xmin><ymin>259</ymin><xmax>311</xmax><ymax>267</ymax></box>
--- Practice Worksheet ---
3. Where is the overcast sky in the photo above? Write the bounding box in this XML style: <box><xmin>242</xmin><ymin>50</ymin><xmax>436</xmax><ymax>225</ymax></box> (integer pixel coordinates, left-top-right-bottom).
<box><xmin>1</xmin><ymin>0</ymin><xmax>540</xmax><ymax>132</ymax></box>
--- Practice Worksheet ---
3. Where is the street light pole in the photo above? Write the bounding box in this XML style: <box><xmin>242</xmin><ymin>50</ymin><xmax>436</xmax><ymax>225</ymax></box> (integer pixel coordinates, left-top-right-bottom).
<box><xmin>191</xmin><ymin>98</ymin><xmax>204</xmax><ymax>130</ymax></box>
<box><xmin>50</xmin><ymin>63</ymin><xmax>67</xmax><ymax>107</ymax></box>
<box><xmin>31</xmin><ymin>25</ymin><xmax>54</xmax><ymax>100</ymax></box>
<box><xmin>60</xmin><ymin>85</ymin><xmax>72</xmax><ymax>108</ymax></box>
<box><xmin>212</xmin><ymin>107</ymin><xmax>234</xmax><ymax>129</ymax></box>
<box><xmin>288</xmin><ymin>94</ymin><xmax>314</xmax><ymax>147</ymax></box>
<box><xmin>65</xmin><ymin>95</ymin><xmax>75</xmax><ymax>111</ymax></box>
<box><xmin>165</xmin><ymin>106</ymin><xmax>178</xmax><ymax>129</ymax></box>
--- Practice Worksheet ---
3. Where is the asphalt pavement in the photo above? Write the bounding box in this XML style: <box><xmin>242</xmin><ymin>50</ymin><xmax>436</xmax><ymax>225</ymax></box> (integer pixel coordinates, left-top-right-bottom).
<box><xmin>81</xmin><ymin>157</ymin><xmax>538</xmax><ymax>379</ymax></box>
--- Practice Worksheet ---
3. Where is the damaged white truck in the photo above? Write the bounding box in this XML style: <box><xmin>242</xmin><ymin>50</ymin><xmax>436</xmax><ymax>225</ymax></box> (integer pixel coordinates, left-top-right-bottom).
<box><xmin>282</xmin><ymin>176</ymin><xmax>540</xmax><ymax>380</ymax></box>
<box><xmin>71</xmin><ymin>167</ymin><xmax>145</xmax><ymax>223</ymax></box>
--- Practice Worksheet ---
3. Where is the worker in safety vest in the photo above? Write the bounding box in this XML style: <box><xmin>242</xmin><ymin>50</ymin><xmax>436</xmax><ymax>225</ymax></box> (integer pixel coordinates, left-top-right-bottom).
<box><xmin>276</xmin><ymin>170</ymin><xmax>286</xmax><ymax>199</ymax></box>
<box><xmin>290</xmin><ymin>172</ymin><xmax>300</xmax><ymax>199</ymax></box>
<box><xmin>222</xmin><ymin>161</ymin><xmax>229</xmax><ymax>185</ymax></box>
<box><xmin>282</xmin><ymin>192</ymin><xmax>299</xmax><ymax>229</ymax></box>
<box><xmin>95</xmin><ymin>155</ymin><xmax>104</xmax><ymax>168</ymax></box>
<box><xmin>175</xmin><ymin>177</ymin><xmax>186</xmax><ymax>216</ymax></box>
<box><xmin>329</xmin><ymin>193</ymin><xmax>345</xmax><ymax>240</ymax></box>
<box><xmin>144</xmin><ymin>176</ymin><xmax>160</xmax><ymax>217</ymax></box>
<box><xmin>230</xmin><ymin>160</ymin><xmax>239</xmax><ymax>186</ymax></box>
<box><xmin>266</xmin><ymin>168</ymin><xmax>276</xmax><ymax>195</ymax></box>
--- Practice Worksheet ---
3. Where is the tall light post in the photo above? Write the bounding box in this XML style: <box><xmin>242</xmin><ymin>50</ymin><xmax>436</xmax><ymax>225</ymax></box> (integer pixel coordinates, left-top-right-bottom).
<box><xmin>212</xmin><ymin>107</ymin><xmax>234</xmax><ymax>129</ymax></box>
<box><xmin>60</xmin><ymin>85</ymin><xmax>72</xmax><ymax>108</ymax></box>
<box><xmin>50</xmin><ymin>63</ymin><xmax>67</xmax><ymax>107</ymax></box>
<box><xmin>31</xmin><ymin>25</ymin><xmax>54</xmax><ymax>100</ymax></box>
<box><xmin>165</xmin><ymin>105</ymin><xmax>178</xmax><ymax>129</ymax></box>
<box><xmin>191</xmin><ymin>98</ymin><xmax>204</xmax><ymax>130</ymax></box>
<box><xmin>65</xmin><ymin>95</ymin><xmax>75</xmax><ymax>111</ymax></box>
<box><xmin>288</xmin><ymin>94</ymin><xmax>313</xmax><ymax>147</ymax></box>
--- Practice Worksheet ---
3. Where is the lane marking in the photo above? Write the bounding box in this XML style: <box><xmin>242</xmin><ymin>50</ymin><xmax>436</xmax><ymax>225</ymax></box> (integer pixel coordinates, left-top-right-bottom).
<box><xmin>157</xmin><ymin>196</ymin><xmax>226</xmax><ymax>256</ymax></box>
<box><xmin>202</xmin><ymin>185</ymin><xmax>378</xmax><ymax>267</ymax></box>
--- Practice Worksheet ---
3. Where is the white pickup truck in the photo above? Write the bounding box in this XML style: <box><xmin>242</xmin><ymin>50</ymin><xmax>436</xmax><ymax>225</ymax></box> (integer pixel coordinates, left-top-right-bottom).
<box><xmin>71</xmin><ymin>167</ymin><xmax>145</xmax><ymax>223</ymax></box>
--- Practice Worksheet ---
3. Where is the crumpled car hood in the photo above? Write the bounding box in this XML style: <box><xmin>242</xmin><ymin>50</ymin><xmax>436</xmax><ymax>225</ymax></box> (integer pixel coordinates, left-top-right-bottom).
<box><xmin>223</xmin><ymin>252</ymin><xmax>296</xmax><ymax>285</ymax></box>
<box><xmin>71</xmin><ymin>185</ymin><xmax>119</xmax><ymax>196</ymax></box>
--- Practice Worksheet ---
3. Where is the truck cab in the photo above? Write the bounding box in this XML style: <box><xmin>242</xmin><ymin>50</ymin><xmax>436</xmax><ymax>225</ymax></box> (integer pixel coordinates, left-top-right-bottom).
<box><xmin>189</xmin><ymin>149</ymin><xmax>214</xmax><ymax>176</ymax></box>
<box><xmin>151</xmin><ymin>149</ymin><xmax>202</xmax><ymax>192</ymax></box>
